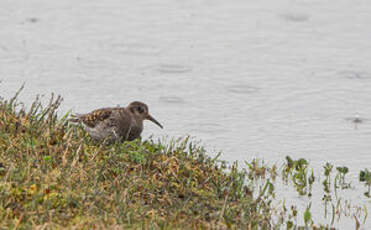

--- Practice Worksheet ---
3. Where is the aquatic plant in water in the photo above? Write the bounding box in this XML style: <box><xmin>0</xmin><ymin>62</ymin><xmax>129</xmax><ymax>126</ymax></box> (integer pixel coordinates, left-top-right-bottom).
<box><xmin>359</xmin><ymin>169</ymin><xmax>371</xmax><ymax>197</ymax></box>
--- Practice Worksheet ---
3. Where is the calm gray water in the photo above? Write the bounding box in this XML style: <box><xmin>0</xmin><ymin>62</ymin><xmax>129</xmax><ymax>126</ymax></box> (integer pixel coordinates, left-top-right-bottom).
<box><xmin>1</xmin><ymin>0</ymin><xmax>370</xmax><ymax>228</ymax></box>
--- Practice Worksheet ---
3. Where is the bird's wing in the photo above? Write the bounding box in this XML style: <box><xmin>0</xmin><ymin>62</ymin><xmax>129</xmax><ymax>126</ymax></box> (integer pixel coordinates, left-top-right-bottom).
<box><xmin>76</xmin><ymin>107</ymin><xmax>122</xmax><ymax>128</ymax></box>
<box><xmin>96</xmin><ymin>108</ymin><xmax>134</xmax><ymax>141</ymax></box>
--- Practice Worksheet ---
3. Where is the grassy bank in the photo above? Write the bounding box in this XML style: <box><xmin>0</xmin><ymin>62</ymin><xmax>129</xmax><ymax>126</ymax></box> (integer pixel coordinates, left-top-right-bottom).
<box><xmin>0</xmin><ymin>90</ymin><xmax>368</xmax><ymax>229</ymax></box>
<box><xmin>0</xmin><ymin>90</ymin><xmax>277</xmax><ymax>229</ymax></box>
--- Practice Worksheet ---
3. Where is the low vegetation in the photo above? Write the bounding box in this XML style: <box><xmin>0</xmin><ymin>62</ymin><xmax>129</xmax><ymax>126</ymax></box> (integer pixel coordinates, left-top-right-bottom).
<box><xmin>0</xmin><ymin>88</ymin><xmax>369</xmax><ymax>229</ymax></box>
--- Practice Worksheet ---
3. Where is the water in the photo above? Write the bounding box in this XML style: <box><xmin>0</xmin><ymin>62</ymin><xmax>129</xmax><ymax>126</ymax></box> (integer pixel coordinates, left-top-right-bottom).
<box><xmin>1</xmin><ymin>0</ymin><xmax>370</xmax><ymax>227</ymax></box>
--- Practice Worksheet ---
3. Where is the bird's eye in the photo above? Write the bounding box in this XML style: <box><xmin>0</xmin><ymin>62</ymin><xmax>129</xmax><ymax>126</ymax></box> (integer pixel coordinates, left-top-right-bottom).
<box><xmin>137</xmin><ymin>106</ymin><xmax>144</xmax><ymax>113</ymax></box>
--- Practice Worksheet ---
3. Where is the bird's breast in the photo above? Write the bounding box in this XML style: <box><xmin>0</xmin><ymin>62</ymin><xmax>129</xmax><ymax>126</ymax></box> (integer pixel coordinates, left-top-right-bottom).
<box><xmin>127</xmin><ymin>120</ymin><xmax>143</xmax><ymax>141</ymax></box>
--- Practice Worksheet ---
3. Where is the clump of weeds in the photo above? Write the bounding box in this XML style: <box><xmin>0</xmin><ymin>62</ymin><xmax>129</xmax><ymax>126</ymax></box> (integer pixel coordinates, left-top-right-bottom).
<box><xmin>359</xmin><ymin>169</ymin><xmax>371</xmax><ymax>198</ymax></box>
<box><xmin>282</xmin><ymin>156</ymin><xmax>315</xmax><ymax>196</ymax></box>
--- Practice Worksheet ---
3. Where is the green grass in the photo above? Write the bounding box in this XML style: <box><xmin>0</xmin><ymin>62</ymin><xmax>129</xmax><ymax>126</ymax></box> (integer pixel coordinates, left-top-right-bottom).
<box><xmin>0</xmin><ymin>89</ymin><xmax>368</xmax><ymax>229</ymax></box>
<box><xmin>0</xmin><ymin>90</ymin><xmax>276</xmax><ymax>229</ymax></box>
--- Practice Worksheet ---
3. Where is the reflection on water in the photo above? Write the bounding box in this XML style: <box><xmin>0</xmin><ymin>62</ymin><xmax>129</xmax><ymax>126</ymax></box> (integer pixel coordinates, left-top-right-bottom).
<box><xmin>226</xmin><ymin>84</ymin><xmax>259</xmax><ymax>94</ymax></box>
<box><xmin>25</xmin><ymin>17</ymin><xmax>40</xmax><ymax>24</ymax></box>
<box><xmin>157</xmin><ymin>64</ymin><xmax>192</xmax><ymax>74</ymax></box>
<box><xmin>280</xmin><ymin>12</ymin><xmax>311</xmax><ymax>22</ymax></box>
<box><xmin>345</xmin><ymin>115</ymin><xmax>370</xmax><ymax>130</ymax></box>
<box><xmin>109</xmin><ymin>42</ymin><xmax>162</xmax><ymax>56</ymax></box>
<box><xmin>159</xmin><ymin>96</ymin><xmax>185</xmax><ymax>104</ymax></box>
<box><xmin>189</xmin><ymin>122</ymin><xmax>227</xmax><ymax>135</ymax></box>
<box><xmin>338</xmin><ymin>70</ymin><xmax>371</xmax><ymax>80</ymax></box>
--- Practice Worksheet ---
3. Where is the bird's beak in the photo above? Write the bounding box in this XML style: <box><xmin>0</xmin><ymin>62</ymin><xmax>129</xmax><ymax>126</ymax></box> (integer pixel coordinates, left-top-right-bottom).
<box><xmin>146</xmin><ymin>114</ymin><xmax>163</xmax><ymax>129</ymax></box>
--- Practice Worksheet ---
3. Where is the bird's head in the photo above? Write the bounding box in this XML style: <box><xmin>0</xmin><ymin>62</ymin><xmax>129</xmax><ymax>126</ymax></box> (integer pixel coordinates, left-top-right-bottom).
<box><xmin>127</xmin><ymin>101</ymin><xmax>163</xmax><ymax>129</ymax></box>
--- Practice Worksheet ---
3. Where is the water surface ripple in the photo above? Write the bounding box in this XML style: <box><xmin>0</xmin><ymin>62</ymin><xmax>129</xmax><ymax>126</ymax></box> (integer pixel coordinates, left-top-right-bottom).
<box><xmin>0</xmin><ymin>0</ymin><xmax>370</xmax><ymax>228</ymax></box>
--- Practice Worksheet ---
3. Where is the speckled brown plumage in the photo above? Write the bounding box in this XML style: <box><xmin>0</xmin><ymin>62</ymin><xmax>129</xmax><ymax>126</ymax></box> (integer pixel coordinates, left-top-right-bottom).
<box><xmin>69</xmin><ymin>101</ymin><xmax>163</xmax><ymax>143</ymax></box>
<box><xmin>75</xmin><ymin>107</ymin><xmax>123</xmax><ymax>128</ymax></box>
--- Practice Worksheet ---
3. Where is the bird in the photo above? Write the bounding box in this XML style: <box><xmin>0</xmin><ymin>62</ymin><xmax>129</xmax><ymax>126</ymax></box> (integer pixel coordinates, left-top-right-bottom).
<box><xmin>69</xmin><ymin>101</ymin><xmax>163</xmax><ymax>143</ymax></box>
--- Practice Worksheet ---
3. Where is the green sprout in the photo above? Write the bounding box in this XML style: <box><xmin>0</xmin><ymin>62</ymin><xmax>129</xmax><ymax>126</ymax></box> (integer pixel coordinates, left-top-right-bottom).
<box><xmin>359</xmin><ymin>169</ymin><xmax>371</xmax><ymax>197</ymax></box>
